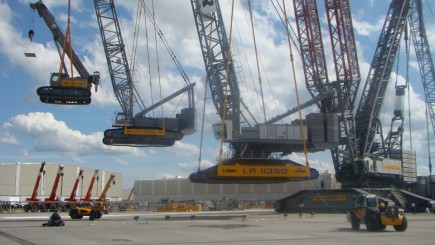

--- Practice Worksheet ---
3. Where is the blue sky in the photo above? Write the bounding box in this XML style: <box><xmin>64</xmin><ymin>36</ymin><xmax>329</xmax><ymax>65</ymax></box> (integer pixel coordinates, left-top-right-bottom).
<box><xmin>1</xmin><ymin>0</ymin><xmax>434</xmax><ymax>188</ymax></box>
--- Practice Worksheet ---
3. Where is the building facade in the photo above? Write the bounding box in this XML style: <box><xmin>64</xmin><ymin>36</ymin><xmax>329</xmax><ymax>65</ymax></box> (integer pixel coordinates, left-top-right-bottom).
<box><xmin>0</xmin><ymin>162</ymin><xmax>123</xmax><ymax>203</ymax></box>
<box><xmin>134</xmin><ymin>173</ymin><xmax>340</xmax><ymax>202</ymax></box>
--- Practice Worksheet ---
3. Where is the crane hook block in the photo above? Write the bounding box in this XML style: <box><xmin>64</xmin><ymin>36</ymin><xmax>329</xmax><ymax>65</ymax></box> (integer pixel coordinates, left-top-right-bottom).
<box><xmin>28</xmin><ymin>30</ymin><xmax>34</xmax><ymax>41</ymax></box>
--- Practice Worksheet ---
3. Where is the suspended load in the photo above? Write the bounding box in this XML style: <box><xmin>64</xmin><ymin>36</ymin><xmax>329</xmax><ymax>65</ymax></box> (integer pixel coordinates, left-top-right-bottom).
<box><xmin>189</xmin><ymin>158</ymin><xmax>319</xmax><ymax>184</ymax></box>
<box><xmin>95</xmin><ymin>0</ymin><xmax>196</xmax><ymax>147</ymax></box>
<box><xmin>31</xmin><ymin>1</ymin><xmax>100</xmax><ymax>105</ymax></box>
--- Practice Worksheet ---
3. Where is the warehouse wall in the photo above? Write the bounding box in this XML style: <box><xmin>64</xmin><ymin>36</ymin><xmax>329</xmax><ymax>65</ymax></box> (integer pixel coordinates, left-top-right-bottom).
<box><xmin>134</xmin><ymin>173</ymin><xmax>340</xmax><ymax>202</ymax></box>
<box><xmin>0</xmin><ymin>163</ymin><xmax>123</xmax><ymax>202</ymax></box>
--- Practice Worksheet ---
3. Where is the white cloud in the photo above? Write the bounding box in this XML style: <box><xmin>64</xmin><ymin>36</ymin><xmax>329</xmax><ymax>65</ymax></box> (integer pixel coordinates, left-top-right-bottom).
<box><xmin>167</xmin><ymin>141</ymin><xmax>200</xmax><ymax>158</ymax></box>
<box><xmin>1</xmin><ymin>112</ymin><xmax>145</xmax><ymax>159</ymax></box>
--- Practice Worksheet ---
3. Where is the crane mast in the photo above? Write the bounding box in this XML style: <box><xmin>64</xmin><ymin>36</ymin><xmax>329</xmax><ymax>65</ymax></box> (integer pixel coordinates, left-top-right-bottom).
<box><xmin>66</xmin><ymin>169</ymin><xmax>84</xmax><ymax>202</ymax></box>
<box><xmin>190</xmin><ymin>0</ymin><xmax>241</xmax><ymax>139</ymax></box>
<box><xmin>324</xmin><ymin>0</ymin><xmax>361</xmax><ymax>183</ymax></box>
<box><xmin>97</xmin><ymin>174</ymin><xmax>115</xmax><ymax>203</ymax></box>
<box><xmin>355</xmin><ymin>0</ymin><xmax>411</xmax><ymax>158</ymax></box>
<box><xmin>45</xmin><ymin>164</ymin><xmax>64</xmax><ymax>202</ymax></box>
<box><xmin>30</xmin><ymin>1</ymin><xmax>100</xmax><ymax>105</ymax></box>
<box><xmin>94</xmin><ymin>0</ymin><xmax>196</xmax><ymax>147</ymax></box>
<box><xmin>26</xmin><ymin>161</ymin><xmax>46</xmax><ymax>202</ymax></box>
<box><xmin>24</xmin><ymin>161</ymin><xmax>46</xmax><ymax>212</ymax></box>
<box><xmin>82</xmin><ymin>169</ymin><xmax>99</xmax><ymax>202</ymax></box>
<box><xmin>408</xmin><ymin>0</ymin><xmax>435</xmax><ymax>136</ymax></box>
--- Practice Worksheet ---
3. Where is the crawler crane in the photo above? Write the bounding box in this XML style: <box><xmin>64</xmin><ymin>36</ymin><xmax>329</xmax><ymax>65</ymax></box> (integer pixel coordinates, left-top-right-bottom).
<box><xmin>94</xmin><ymin>0</ymin><xmax>196</xmax><ymax>147</ymax></box>
<box><xmin>292</xmin><ymin>0</ymin><xmax>434</xmax><ymax>187</ymax></box>
<box><xmin>30</xmin><ymin>1</ymin><xmax>100</xmax><ymax>105</ymax></box>
<box><xmin>24</xmin><ymin>161</ymin><xmax>46</xmax><ymax>212</ymax></box>
<box><xmin>189</xmin><ymin>0</ymin><xmax>340</xmax><ymax>183</ymax></box>
<box><xmin>43</xmin><ymin>164</ymin><xmax>64</xmax><ymax>211</ymax></box>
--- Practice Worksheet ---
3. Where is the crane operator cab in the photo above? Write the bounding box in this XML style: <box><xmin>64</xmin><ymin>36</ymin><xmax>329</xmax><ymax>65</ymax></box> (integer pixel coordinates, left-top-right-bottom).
<box><xmin>37</xmin><ymin>71</ymin><xmax>100</xmax><ymax>105</ymax></box>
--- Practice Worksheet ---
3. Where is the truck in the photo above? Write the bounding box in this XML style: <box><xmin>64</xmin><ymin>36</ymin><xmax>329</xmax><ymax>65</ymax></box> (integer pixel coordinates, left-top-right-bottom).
<box><xmin>69</xmin><ymin>174</ymin><xmax>115</xmax><ymax>220</ymax></box>
<box><xmin>347</xmin><ymin>194</ymin><xmax>407</xmax><ymax>232</ymax></box>
<box><xmin>68</xmin><ymin>202</ymin><xmax>103</xmax><ymax>221</ymax></box>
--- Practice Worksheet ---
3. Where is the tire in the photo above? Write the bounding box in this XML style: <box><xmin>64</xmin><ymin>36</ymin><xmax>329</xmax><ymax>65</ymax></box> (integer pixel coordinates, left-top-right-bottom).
<box><xmin>96</xmin><ymin>211</ymin><xmax>103</xmax><ymax>219</ymax></box>
<box><xmin>393</xmin><ymin>216</ymin><xmax>408</xmax><ymax>232</ymax></box>
<box><xmin>89</xmin><ymin>211</ymin><xmax>97</xmax><ymax>221</ymax></box>
<box><xmin>69</xmin><ymin>209</ymin><xmax>78</xmax><ymax>219</ymax></box>
<box><xmin>350</xmin><ymin>213</ymin><xmax>360</xmax><ymax>230</ymax></box>
<box><xmin>365</xmin><ymin>211</ymin><xmax>382</xmax><ymax>231</ymax></box>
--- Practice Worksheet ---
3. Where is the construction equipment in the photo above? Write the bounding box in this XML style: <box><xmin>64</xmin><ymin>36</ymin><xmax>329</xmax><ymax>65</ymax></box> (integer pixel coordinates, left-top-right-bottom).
<box><xmin>119</xmin><ymin>187</ymin><xmax>134</xmax><ymax>212</ymax></box>
<box><xmin>94</xmin><ymin>0</ymin><xmax>196</xmax><ymax>147</ymax></box>
<box><xmin>30</xmin><ymin>1</ymin><xmax>100</xmax><ymax>105</ymax></box>
<box><xmin>291</xmin><ymin>0</ymin><xmax>433</xmax><ymax>187</ymax></box>
<box><xmin>42</xmin><ymin>164</ymin><xmax>64</xmax><ymax>211</ymax></box>
<box><xmin>81</xmin><ymin>169</ymin><xmax>99</xmax><ymax>202</ymax></box>
<box><xmin>65</xmin><ymin>169</ymin><xmax>84</xmax><ymax>203</ymax></box>
<box><xmin>24</xmin><ymin>161</ymin><xmax>46</xmax><ymax>212</ymax></box>
<box><xmin>347</xmin><ymin>193</ymin><xmax>407</xmax><ymax>231</ymax></box>
<box><xmin>69</xmin><ymin>174</ymin><xmax>115</xmax><ymax>220</ymax></box>
<box><xmin>188</xmin><ymin>0</ymin><xmax>341</xmax><ymax>183</ymax></box>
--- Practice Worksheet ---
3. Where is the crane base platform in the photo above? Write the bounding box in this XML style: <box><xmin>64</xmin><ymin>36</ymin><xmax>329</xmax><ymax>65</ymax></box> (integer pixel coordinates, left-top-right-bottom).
<box><xmin>103</xmin><ymin>128</ymin><xmax>183</xmax><ymax>147</ymax></box>
<box><xmin>189</xmin><ymin>158</ymin><xmax>319</xmax><ymax>184</ymax></box>
<box><xmin>37</xmin><ymin>86</ymin><xmax>91</xmax><ymax>105</ymax></box>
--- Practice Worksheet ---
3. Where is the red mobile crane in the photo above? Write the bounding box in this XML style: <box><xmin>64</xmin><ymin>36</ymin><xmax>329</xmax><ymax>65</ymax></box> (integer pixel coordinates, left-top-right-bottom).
<box><xmin>81</xmin><ymin>169</ymin><xmax>99</xmax><ymax>202</ymax></box>
<box><xmin>24</xmin><ymin>161</ymin><xmax>46</xmax><ymax>212</ymax></box>
<box><xmin>43</xmin><ymin>164</ymin><xmax>64</xmax><ymax>211</ymax></box>
<box><xmin>65</xmin><ymin>169</ymin><xmax>84</xmax><ymax>202</ymax></box>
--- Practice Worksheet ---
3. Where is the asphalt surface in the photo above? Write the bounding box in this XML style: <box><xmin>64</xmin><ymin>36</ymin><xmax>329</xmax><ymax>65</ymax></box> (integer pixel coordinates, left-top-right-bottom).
<box><xmin>1</xmin><ymin>209</ymin><xmax>434</xmax><ymax>245</ymax></box>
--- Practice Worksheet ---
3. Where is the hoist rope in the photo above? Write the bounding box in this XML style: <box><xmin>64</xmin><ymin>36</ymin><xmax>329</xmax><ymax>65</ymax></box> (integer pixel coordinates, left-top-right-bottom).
<box><xmin>142</xmin><ymin>0</ymin><xmax>154</xmax><ymax>117</ymax></box>
<box><xmin>56</xmin><ymin>0</ymin><xmax>73</xmax><ymax>85</ymax></box>
<box><xmin>247</xmin><ymin>0</ymin><xmax>267</xmax><ymax>122</ymax></box>
<box><xmin>405</xmin><ymin>28</ymin><xmax>413</xmax><ymax>151</ymax></box>
<box><xmin>198</xmin><ymin>76</ymin><xmax>209</xmax><ymax>171</ymax></box>
<box><xmin>151</xmin><ymin>0</ymin><xmax>165</xmax><ymax>131</ymax></box>
<box><xmin>131</xmin><ymin>1</ymin><xmax>142</xmax><ymax>81</ymax></box>
<box><xmin>281</xmin><ymin>0</ymin><xmax>309</xmax><ymax>168</ymax></box>
<box><xmin>237</xmin><ymin>0</ymin><xmax>281</xmax><ymax>123</ymax></box>
<box><xmin>218</xmin><ymin>0</ymin><xmax>236</xmax><ymax>165</ymax></box>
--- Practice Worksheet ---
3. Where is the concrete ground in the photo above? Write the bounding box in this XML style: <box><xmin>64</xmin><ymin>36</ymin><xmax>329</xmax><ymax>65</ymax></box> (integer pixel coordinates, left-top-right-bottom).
<box><xmin>0</xmin><ymin>210</ymin><xmax>434</xmax><ymax>245</ymax></box>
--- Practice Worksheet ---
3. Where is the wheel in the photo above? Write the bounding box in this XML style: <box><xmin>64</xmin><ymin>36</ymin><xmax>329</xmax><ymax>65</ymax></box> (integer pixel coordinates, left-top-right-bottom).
<box><xmin>393</xmin><ymin>216</ymin><xmax>408</xmax><ymax>232</ymax></box>
<box><xmin>365</xmin><ymin>211</ymin><xmax>382</xmax><ymax>231</ymax></box>
<box><xmin>96</xmin><ymin>211</ymin><xmax>103</xmax><ymax>219</ymax></box>
<box><xmin>89</xmin><ymin>211</ymin><xmax>97</xmax><ymax>220</ymax></box>
<box><xmin>350</xmin><ymin>212</ymin><xmax>360</xmax><ymax>230</ymax></box>
<box><xmin>69</xmin><ymin>209</ymin><xmax>78</xmax><ymax>219</ymax></box>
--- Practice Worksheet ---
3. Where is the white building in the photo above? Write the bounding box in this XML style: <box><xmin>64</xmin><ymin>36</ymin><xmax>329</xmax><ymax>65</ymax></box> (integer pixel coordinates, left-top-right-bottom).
<box><xmin>134</xmin><ymin>172</ymin><xmax>339</xmax><ymax>202</ymax></box>
<box><xmin>0</xmin><ymin>162</ymin><xmax>123</xmax><ymax>203</ymax></box>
